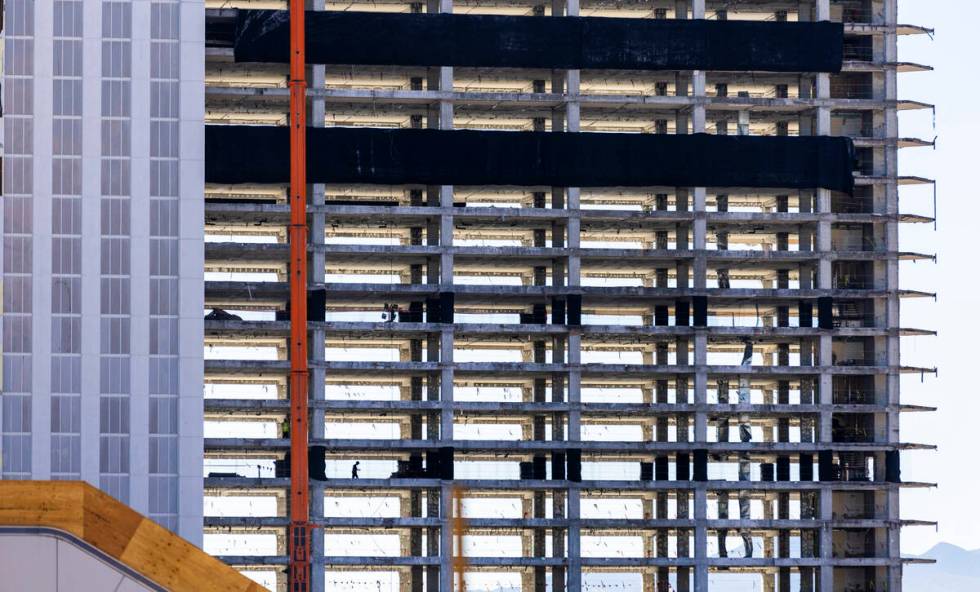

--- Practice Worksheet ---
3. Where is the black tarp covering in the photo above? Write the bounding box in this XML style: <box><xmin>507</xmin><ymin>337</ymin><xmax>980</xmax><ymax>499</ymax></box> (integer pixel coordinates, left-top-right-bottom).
<box><xmin>205</xmin><ymin>125</ymin><xmax>855</xmax><ymax>193</ymax></box>
<box><xmin>233</xmin><ymin>10</ymin><xmax>843</xmax><ymax>73</ymax></box>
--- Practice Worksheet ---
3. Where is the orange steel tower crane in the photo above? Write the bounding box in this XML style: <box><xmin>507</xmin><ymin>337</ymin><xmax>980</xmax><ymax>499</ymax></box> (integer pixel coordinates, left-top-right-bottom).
<box><xmin>287</xmin><ymin>0</ymin><xmax>310</xmax><ymax>589</ymax></box>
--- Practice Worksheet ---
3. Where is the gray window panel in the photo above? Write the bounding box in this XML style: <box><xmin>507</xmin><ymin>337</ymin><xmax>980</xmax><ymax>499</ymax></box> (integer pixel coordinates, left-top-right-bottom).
<box><xmin>100</xmin><ymin>159</ymin><xmax>131</xmax><ymax>196</ymax></box>
<box><xmin>100</xmin><ymin>119</ymin><xmax>131</xmax><ymax>157</ymax></box>
<box><xmin>3</xmin><ymin>197</ymin><xmax>32</xmax><ymax>234</ymax></box>
<box><xmin>150</xmin><ymin>42</ymin><xmax>178</xmax><ymax>79</ymax></box>
<box><xmin>4</xmin><ymin>39</ymin><xmax>35</xmax><ymax>75</ymax></box>
<box><xmin>2</xmin><ymin>99</ymin><xmax>39</xmax><ymax>443</ymax></box>
<box><xmin>99</xmin><ymin>238</ymin><xmax>131</xmax><ymax>274</ymax></box>
<box><xmin>148</xmin><ymin>437</ymin><xmax>178</xmax><ymax>474</ymax></box>
<box><xmin>149</xmin><ymin>199</ymin><xmax>178</xmax><ymax>236</ymax></box>
<box><xmin>52</xmin><ymin>159</ymin><xmax>83</xmax><ymax>197</ymax></box>
<box><xmin>149</xmin><ymin>318</ymin><xmax>179</xmax><ymax>356</ymax></box>
<box><xmin>5</xmin><ymin>117</ymin><xmax>34</xmax><ymax>154</ymax></box>
<box><xmin>4</xmin><ymin>79</ymin><xmax>35</xmax><ymax>116</ymax></box>
<box><xmin>99</xmin><ymin>357</ymin><xmax>131</xmax><ymax>395</ymax></box>
<box><xmin>2</xmin><ymin>316</ymin><xmax>32</xmax><ymax>352</ymax></box>
<box><xmin>149</xmin><ymin>397</ymin><xmax>178</xmax><ymax>433</ymax></box>
<box><xmin>149</xmin><ymin>238</ymin><xmax>178</xmax><ymax>275</ymax></box>
<box><xmin>100</xmin><ymin>197</ymin><xmax>131</xmax><ymax>236</ymax></box>
<box><xmin>99</xmin><ymin>435</ymin><xmax>131</xmax><ymax>473</ymax></box>
<box><xmin>148</xmin><ymin>475</ymin><xmax>179</xmax><ymax>518</ymax></box>
<box><xmin>53</xmin><ymin>39</ymin><xmax>83</xmax><ymax>77</ymax></box>
<box><xmin>52</xmin><ymin>79</ymin><xmax>83</xmax><ymax>116</ymax></box>
<box><xmin>53</xmin><ymin>1</ymin><xmax>83</xmax><ymax>37</ymax></box>
<box><xmin>3</xmin><ymin>276</ymin><xmax>32</xmax><ymax>313</ymax></box>
<box><xmin>149</xmin><ymin>358</ymin><xmax>179</xmax><ymax>396</ymax></box>
<box><xmin>51</xmin><ymin>434</ymin><xmax>82</xmax><ymax>476</ymax></box>
<box><xmin>51</xmin><ymin>396</ymin><xmax>81</xmax><ymax>433</ymax></box>
<box><xmin>149</xmin><ymin>277</ymin><xmax>178</xmax><ymax>316</ymax></box>
<box><xmin>52</xmin><ymin>277</ymin><xmax>81</xmax><ymax>314</ymax></box>
<box><xmin>100</xmin><ymin>277</ymin><xmax>131</xmax><ymax>315</ymax></box>
<box><xmin>100</xmin><ymin>80</ymin><xmax>131</xmax><ymax>118</ymax></box>
<box><xmin>100</xmin><ymin>396</ymin><xmax>131</xmax><ymax>434</ymax></box>
<box><xmin>5</xmin><ymin>157</ymin><xmax>35</xmax><ymax>194</ymax></box>
<box><xmin>101</xmin><ymin>2</ymin><xmax>132</xmax><ymax>39</ymax></box>
<box><xmin>53</xmin><ymin>119</ymin><xmax>83</xmax><ymax>155</ymax></box>
<box><xmin>52</xmin><ymin>197</ymin><xmax>82</xmax><ymax>234</ymax></box>
<box><xmin>101</xmin><ymin>40</ymin><xmax>132</xmax><ymax>78</ymax></box>
<box><xmin>51</xmin><ymin>317</ymin><xmax>82</xmax><ymax>354</ymax></box>
<box><xmin>4</xmin><ymin>157</ymin><xmax>35</xmax><ymax>194</ymax></box>
<box><xmin>1</xmin><ymin>356</ymin><xmax>32</xmax><ymax>393</ymax></box>
<box><xmin>149</xmin><ymin>81</ymin><xmax>178</xmax><ymax>119</ymax></box>
<box><xmin>52</xmin><ymin>237</ymin><xmax>82</xmax><ymax>275</ymax></box>
<box><xmin>4</xmin><ymin>79</ymin><xmax>31</xmax><ymax>116</ymax></box>
<box><xmin>6</xmin><ymin>0</ymin><xmax>35</xmax><ymax>36</ymax></box>
<box><xmin>51</xmin><ymin>356</ymin><xmax>82</xmax><ymax>394</ymax></box>
<box><xmin>3</xmin><ymin>236</ymin><xmax>33</xmax><ymax>273</ymax></box>
<box><xmin>150</xmin><ymin>162</ymin><xmax>179</xmax><ymax>199</ymax></box>
<box><xmin>100</xmin><ymin>317</ymin><xmax>132</xmax><ymax>355</ymax></box>
<box><xmin>2</xmin><ymin>395</ymin><xmax>32</xmax><ymax>432</ymax></box>
<box><xmin>150</xmin><ymin>121</ymin><xmax>178</xmax><ymax>158</ymax></box>
<box><xmin>150</xmin><ymin>3</ymin><xmax>179</xmax><ymax>40</ymax></box>
<box><xmin>1</xmin><ymin>435</ymin><xmax>32</xmax><ymax>475</ymax></box>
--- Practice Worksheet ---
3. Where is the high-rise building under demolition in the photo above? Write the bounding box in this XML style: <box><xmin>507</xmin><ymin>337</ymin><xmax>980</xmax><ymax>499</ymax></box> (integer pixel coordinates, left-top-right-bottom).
<box><xmin>3</xmin><ymin>0</ymin><xmax>936</xmax><ymax>591</ymax></box>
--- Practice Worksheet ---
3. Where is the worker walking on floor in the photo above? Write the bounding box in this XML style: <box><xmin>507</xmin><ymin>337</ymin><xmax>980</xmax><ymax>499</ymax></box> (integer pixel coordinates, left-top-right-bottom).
<box><xmin>352</xmin><ymin>461</ymin><xmax>360</xmax><ymax>479</ymax></box>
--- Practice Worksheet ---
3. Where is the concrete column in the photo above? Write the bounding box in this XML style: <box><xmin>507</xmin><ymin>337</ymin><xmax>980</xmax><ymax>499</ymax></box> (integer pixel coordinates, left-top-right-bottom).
<box><xmin>694</xmin><ymin>486</ymin><xmax>708</xmax><ymax>592</ymax></box>
<box><xmin>884</xmin><ymin>2</ymin><xmax>902</xmax><ymax>589</ymax></box>
<box><xmin>816</xmin><ymin>188</ymin><xmax>832</xmax><ymax>290</ymax></box>
<box><xmin>693</xmin><ymin>188</ymin><xmax>707</xmax><ymax>291</ymax></box>
<box><xmin>305</xmin><ymin>2</ymin><xmax>327</xmax><ymax>586</ymax></box>
<box><xmin>691</xmin><ymin>0</ymin><xmax>704</xmax><ymax>19</ymax></box>
<box><xmin>694</xmin><ymin>332</ymin><xmax>708</xmax><ymax>446</ymax></box>
<box><xmin>819</xmin><ymin>335</ymin><xmax>833</xmax><ymax>442</ymax></box>
<box><xmin>567</xmin><ymin>197</ymin><xmax>581</xmax><ymax>285</ymax></box>
<box><xmin>558</xmin><ymin>21</ymin><xmax>583</xmax><ymax>586</ymax></box>
<box><xmin>815</xmin><ymin>0</ymin><xmax>830</xmax><ymax>21</ymax></box>
<box><xmin>819</xmin><ymin>490</ymin><xmax>834</xmax><ymax>592</ymax></box>
<box><xmin>692</xmin><ymin>71</ymin><xmax>706</xmax><ymax>133</ymax></box>
<box><xmin>567</xmin><ymin>332</ymin><xmax>581</xmax><ymax>440</ymax></box>
<box><xmin>440</xmin><ymin>484</ymin><xmax>454</xmax><ymax>592</ymax></box>
<box><xmin>815</xmin><ymin>63</ymin><xmax>831</xmax><ymax>300</ymax></box>
<box><xmin>440</xmin><ymin>327</ymin><xmax>454</xmax><ymax>443</ymax></box>
<box><xmin>567</xmin><ymin>488</ymin><xmax>581</xmax><ymax>591</ymax></box>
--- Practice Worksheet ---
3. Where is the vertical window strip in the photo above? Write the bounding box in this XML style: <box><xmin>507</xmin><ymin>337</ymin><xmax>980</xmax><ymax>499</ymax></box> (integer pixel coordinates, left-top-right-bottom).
<box><xmin>2</xmin><ymin>0</ymin><xmax>36</xmax><ymax>478</ymax></box>
<box><xmin>148</xmin><ymin>0</ymin><xmax>180</xmax><ymax>528</ymax></box>
<box><xmin>51</xmin><ymin>0</ymin><xmax>84</xmax><ymax>480</ymax></box>
<box><xmin>98</xmin><ymin>0</ymin><xmax>132</xmax><ymax>501</ymax></box>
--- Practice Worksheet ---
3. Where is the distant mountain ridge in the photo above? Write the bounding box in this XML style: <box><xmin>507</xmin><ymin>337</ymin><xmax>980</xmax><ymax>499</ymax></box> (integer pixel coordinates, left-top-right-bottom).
<box><xmin>904</xmin><ymin>543</ymin><xmax>980</xmax><ymax>592</ymax></box>
<box><xmin>467</xmin><ymin>543</ymin><xmax>977</xmax><ymax>592</ymax></box>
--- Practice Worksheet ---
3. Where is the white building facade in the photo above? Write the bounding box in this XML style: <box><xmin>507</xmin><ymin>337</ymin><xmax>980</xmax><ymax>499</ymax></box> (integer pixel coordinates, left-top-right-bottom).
<box><xmin>1</xmin><ymin>0</ymin><xmax>204</xmax><ymax>543</ymax></box>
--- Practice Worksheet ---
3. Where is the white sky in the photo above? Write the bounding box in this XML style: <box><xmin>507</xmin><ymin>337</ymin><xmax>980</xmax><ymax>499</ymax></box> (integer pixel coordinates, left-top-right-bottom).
<box><xmin>894</xmin><ymin>1</ymin><xmax>976</xmax><ymax>555</ymax></box>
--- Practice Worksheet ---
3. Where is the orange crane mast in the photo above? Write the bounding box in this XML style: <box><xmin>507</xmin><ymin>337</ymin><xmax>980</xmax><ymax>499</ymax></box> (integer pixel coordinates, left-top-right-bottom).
<box><xmin>287</xmin><ymin>0</ymin><xmax>310</xmax><ymax>589</ymax></box>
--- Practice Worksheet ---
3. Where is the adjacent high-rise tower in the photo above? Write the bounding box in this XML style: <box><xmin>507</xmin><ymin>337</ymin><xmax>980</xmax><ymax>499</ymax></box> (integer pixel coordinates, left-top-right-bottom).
<box><xmin>1</xmin><ymin>0</ymin><xmax>205</xmax><ymax>542</ymax></box>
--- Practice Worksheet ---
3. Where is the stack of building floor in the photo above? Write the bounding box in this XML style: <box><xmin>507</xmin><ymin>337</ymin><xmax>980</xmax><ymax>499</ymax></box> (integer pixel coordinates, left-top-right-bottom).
<box><xmin>208</xmin><ymin>0</ymin><xmax>935</xmax><ymax>591</ymax></box>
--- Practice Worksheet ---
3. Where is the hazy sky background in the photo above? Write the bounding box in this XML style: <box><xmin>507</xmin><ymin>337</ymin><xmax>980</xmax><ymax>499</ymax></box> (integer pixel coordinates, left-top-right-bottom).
<box><xmin>894</xmin><ymin>1</ymin><xmax>977</xmax><ymax>555</ymax></box>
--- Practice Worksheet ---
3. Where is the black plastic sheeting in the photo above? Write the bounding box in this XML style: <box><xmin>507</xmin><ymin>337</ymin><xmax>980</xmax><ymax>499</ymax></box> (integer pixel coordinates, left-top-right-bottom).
<box><xmin>233</xmin><ymin>10</ymin><xmax>843</xmax><ymax>73</ymax></box>
<box><xmin>206</xmin><ymin>125</ymin><xmax>855</xmax><ymax>193</ymax></box>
